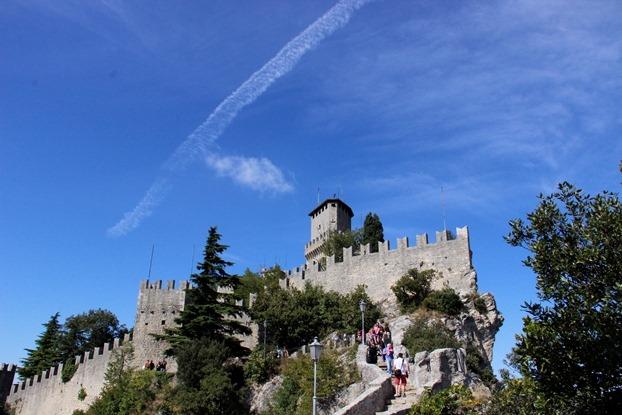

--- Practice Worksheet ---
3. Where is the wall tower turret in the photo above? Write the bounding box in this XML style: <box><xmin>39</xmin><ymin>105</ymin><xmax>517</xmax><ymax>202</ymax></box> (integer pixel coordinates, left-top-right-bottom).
<box><xmin>304</xmin><ymin>198</ymin><xmax>354</xmax><ymax>264</ymax></box>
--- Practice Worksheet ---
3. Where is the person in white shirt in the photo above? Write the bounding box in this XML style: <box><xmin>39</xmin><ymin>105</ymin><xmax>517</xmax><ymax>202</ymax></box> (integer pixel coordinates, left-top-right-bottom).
<box><xmin>392</xmin><ymin>352</ymin><xmax>409</xmax><ymax>397</ymax></box>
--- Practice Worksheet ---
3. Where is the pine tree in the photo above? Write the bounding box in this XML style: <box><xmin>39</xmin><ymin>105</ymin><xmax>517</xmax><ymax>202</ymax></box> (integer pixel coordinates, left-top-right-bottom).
<box><xmin>362</xmin><ymin>212</ymin><xmax>384</xmax><ymax>252</ymax></box>
<box><xmin>165</xmin><ymin>227</ymin><xmax>251</xmax><ymax>357</ymax></box>
<box><xmin>19</xmin><ymin>313</ymin><xmax>63</xmax><ymax>379</ymax></box>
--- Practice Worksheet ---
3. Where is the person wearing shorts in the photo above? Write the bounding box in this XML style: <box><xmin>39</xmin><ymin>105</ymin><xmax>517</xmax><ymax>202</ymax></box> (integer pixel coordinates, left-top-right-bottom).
<box><xmin>392</xmin><ymin>353</ymin><xmax>409</xmax><ymax>397</ymax></box>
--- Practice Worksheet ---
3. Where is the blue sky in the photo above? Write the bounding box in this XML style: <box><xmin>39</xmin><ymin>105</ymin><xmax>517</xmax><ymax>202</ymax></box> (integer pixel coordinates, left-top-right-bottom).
<box><xmin>1</xmin><ymin>0</ymin><xmax>621</xmax><ymax>374</ymax></box>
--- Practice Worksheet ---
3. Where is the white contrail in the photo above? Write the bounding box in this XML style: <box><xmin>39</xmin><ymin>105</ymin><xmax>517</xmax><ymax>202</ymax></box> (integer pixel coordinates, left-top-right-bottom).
<box><xmin>108</xmin><ymin>0</ymin><xmax>376</xmax><ymax>237</ymax></box>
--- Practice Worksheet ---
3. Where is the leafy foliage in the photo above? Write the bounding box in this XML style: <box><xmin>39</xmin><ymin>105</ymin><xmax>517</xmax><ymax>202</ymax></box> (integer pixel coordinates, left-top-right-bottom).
<box><xmin>19</xmin><ymin>309</ymin><xmax>126</xmax><ymax>382</ymax></box>
<box><xmin>464</xmin><ymin>344</ymin><xmax>494</xmax><ymax>387</ymax></box>
<box><xmin>163</xmin><ymin>227</ymin><xmax>251</xmax><ymax>357</ymax></box>
<box><xmin>82</xmin><ymin>344</ymin><xmax>171</xmax><ymax>415</ymax></box>
<box><xmin>61</xmin><ymin>309</ymin><xmax>128</xmax><ymax>361</ymax></box>
<box><xmin>166</xmin><ymin>337</ymin><xmax>246</xmax><ymax>415</ymax></box>
<box><xmin>19</xmin><ymin>313</ymin><xmax>63</xmax><ymax>379</ymax></box>
<box><xmin>244</xmin><ymin>346</ymin><xmax>279</xmax><ymax>384</ymax></box>
<box><xmin>362</xmin><ymin>212</ymin><xmax>384</xmax><ymax>252</ymax></box>
<box><xmin>251</xmin><ymin>283</ymin><xmax>381</xmax><ymax>350</ymax></box>
<box><xmin>402</xmin><ymin>315</ymin><xmax>460</xmax><ymax>355</ymax></box>
<box><xmin>270</xmin><ymin>350</ymin><xmax>359</xmax><ymax>415</ymax></box>
<box><xmin>485</xmin><ymin>375</ymin><xmax>552</xmax><ymax>415</ymax></box>
<box><xmin>473</xmin><ymin>296</ymin><xmax>487</xmax><ymax>314</ymax></box>
<box><xmin>506</xmin><ymin>179</ymin><xmax>622</xmax><ymax>413</ymax></box>
<box><xmin>408</xmin><ymin>385</ymin><xmax>480</xmax><ymax>415</ymax></box>
<box><xmin>392</xmin><ymin>269</ymin><xmax>434</xmax><ymax>312</ymax></box>
<box><xmin>422</xmin><ymin>288</ymin><xmax>464</xmax><ymax>316</ymax></box>
<box><xmin>321</xmin><ymin>229</ymin><xmax>362</xmax><ymax>262</ymax></box>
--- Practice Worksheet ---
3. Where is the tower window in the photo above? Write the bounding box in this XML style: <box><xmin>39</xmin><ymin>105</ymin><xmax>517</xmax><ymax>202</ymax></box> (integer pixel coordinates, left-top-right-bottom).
<box><xmin>161</xmin><ymin>320</ymin><xmax>166</xmax><ymax>325</ymax></box>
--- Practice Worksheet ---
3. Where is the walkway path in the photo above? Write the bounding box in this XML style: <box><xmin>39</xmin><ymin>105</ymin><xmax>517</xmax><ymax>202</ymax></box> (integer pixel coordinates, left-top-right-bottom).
<box><xmin>373</xmin><ymin>355</ymin><xmax>420</xmax><ymax>414</ymax></box>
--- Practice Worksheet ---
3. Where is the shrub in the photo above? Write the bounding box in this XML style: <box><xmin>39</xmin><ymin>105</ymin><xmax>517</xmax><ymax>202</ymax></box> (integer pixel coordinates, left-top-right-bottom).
<box><xmin>402</xmin><ymin>316</ymin><xmax>460</xmax><ymax>354</ymax></box>
<box><xmin>271</xmin><ymin>350</ymin><xmax>359</xmax><ymax>415</ymax></box>
<box><xmin>422</xmin><ymin>288</ymin><xmax>463</xmax><ymax>316</ymax></box>
<box><xmin>244</xmin><ymin>346</ymin><xmax>279</xmax><ymax>384</ymax></box>
<box><xmin>251</xmin><ymin>283</ymin><xmax>381</xmax><ymax>350</ymax></box>
<box><xmin>62</xmin><ymin>359</ymin><xmax>78</xmax><ymax>383</ymax></box>
<box><xmin>464</xmin><ymin>344</ymin><xmax>495</xmax><ymax>386</ymax></box>
<box><xmin>392</xmin><ymin>269</ymin><xmax>435</xmax><ymax>312</ymax></box>
<box><xmin>473</xmin><ymin>296</ymin><xmax>487</xmax><ymax>314</ymax></box>
<box><xmin>408</xmin><ymin>385</ymin><xmax>480</xmax><ymax>415</ymax></box>
<box><xmin>78</xmin><ymin>386</ymin><xmax>87</xmax><ymax>401</ymax></box>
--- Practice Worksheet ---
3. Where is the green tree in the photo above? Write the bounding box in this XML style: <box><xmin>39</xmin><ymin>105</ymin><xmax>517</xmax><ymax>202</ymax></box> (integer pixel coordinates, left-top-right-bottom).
<box><xmin>422</xmin><ymin>288</ymin><xmax>464</xmax><ymax>316</ymax></box>
<box><xmin>362</xmin><ymin>212</ymin><xmax>384</xmax><ymax>253</ymax></box>
<box><xmin>391</xmin><ymin>268</ymin><xmax>435</xmax><ymax>312</ymax></box>
<box><xmin>19</xmin><ymin>313</ymin><xmax>63</xmax><ymax>379</ymax></box>
<box><xmin>164</xmin><ymin>227</ymin><xmax>251</xmax><ymax>356</ymax></box>
<box><xmin>506</xmin><ymin>176</ymin><xmax>622</xmax><ymax>413</ymax></box>
<box><xmin>167</xmin><ymin>338</ymin><xmax>246</xmax><ymax>415</ymax></box>
<box><xmin>321</xmin><ymin>229</ymin><xmax>362</xmax><ymax>263</ymax></box>
<box><xmin>60</xmin><ymin>309</ymin><xmax>127</xmax><ymax>361</ymax></box>
<box><xmin>251</xmin><ymin>283</ymin><xmax>380</xmax><ymax>350</ymax></box>
<box><xmin>402</xmin><ymin>315</ymin><xmax>460</xmax><ymax>355</ymax></box>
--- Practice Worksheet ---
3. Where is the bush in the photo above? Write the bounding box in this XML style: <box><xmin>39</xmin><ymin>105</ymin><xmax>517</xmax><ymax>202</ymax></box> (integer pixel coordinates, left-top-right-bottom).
<box><xmin>244</xmin><ymin>346</ymin><xmax>279</xmax><ymax>384</ymax></box>
<box><xmin>408</xmin><ymin>385</ymin><xmax>480</xmax><ymax>415</ymax></box>
<box><xmin>392</xmin><ymin>269</ymin><xmax>435</xmax><ymax>312</ymax></box>
<box><xmin>270</xmin><ymin>350</ymin><xmax>359</xmax><ymax>415</ymax></box>
<box><xmin>402</xmin><ymin>316</ymin><xmax>460</xmax><ymax>354</ymax></box>
<box><xmin>464</xmin><ymin>344</ymin><xmax>495</xmax><ymax>386</ymax></box>
<box><xmin>78</xmin><ymin>386</ymin><xmax>87</xmax><ymax>401</ymax></box>
<box><xmin>486</xmin><ymin>376</ymin><xmax>552</xmax><ymax>415</ymax></box>
<box><xmin>422</xmin><ymin>288</ymin><xmax>463</xmax><ymax>316</ymax></box>
<box><xmin>251</xmin><ymin>283</ymin><xmax>381</xmax><ymax>350</ymax></box>
<box><xmin>473</xmin><ymin>296</ymin><xmax>487</xmax><ymax>314</ymax></box>
<box><xmin>166</xmin><ymin>337</ymin><xmax>246</xmax><ymax>415</ymax></box>
<box><xmin>62</xmin><ymin>359</ymin><xmax>78</xmax><ymax>383</ymax></box>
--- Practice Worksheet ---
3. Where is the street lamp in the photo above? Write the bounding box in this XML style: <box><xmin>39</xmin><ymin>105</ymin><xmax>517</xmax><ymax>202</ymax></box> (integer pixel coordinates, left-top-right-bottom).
<box><xmin>263</xmin><ymin>320</ymin><xmax>268</xmax><ymax>358</ymax></box>
<box><xmin>310</xmin><ymin>337</ymin><xmax>323</xmax><ymax>415</ymax></box>
<box><xmin>359</xmin><ymin>299</ymin><xmax>367</xmax><ymax>345</ymax></box>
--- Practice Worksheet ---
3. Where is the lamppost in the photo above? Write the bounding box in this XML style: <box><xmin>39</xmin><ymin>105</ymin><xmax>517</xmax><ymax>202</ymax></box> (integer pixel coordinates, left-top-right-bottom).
<box><xmin>359</xmin><ymin>299</ymin><xmax>367</xmax><ymax>345</ymax></box>
<box><xmin>310</xmin><ymin>337</ymin><xmax>323</xmax><ymax>415</ymax></box>
<box><xmin>263</xmin><ymin>320</ymin><xmax>268</xmax><ymax>358</ymax></box>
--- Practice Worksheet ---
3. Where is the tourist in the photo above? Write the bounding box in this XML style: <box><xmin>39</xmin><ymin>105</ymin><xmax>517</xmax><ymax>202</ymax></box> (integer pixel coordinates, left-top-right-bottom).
<box><xmin>392</xmin><ymin>352</ymin><xmax>409</xmax><ymax>397</ymax></box>
<box><xmin>384</xmin><ymin>343</ymin><xmax>394</xmax><ymax>375</ymax></box>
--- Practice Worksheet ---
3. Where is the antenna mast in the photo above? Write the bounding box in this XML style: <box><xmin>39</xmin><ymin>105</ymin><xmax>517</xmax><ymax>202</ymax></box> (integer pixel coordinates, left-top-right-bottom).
<box><xmin>189</xmin><ymin>244</ymin><xmax>196</xmax><ymax>276</ymax></box>
<box><xmin>147</xmin><ymin>244</ymin><xmax>155</xmax><ymax>278</ymax></box>
<box><xmin>441</xmin><ymin>185</ymin><xmax>447</xmax><ymax>231</ymax></box>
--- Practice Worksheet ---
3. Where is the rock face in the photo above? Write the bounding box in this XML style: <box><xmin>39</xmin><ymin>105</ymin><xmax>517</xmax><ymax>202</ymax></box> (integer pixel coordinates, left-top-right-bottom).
<box><xmin>249</xmin><ymin>375</ymin><xmax>283</xmax><ymax>414</ymax></box>
<box><xmin>388</xmin><ymin>293</ymin><xmax>503</xmax><ymax>366</ymax></box>
<box><xmin>444</xmin><ymin>292</ymin><xmax>503</xmax><ymax>365</ymax></box>
<box><xmin>412</xmin><ymin>348</ymin><xmax>490</xmax><ymax>398</ymax></box>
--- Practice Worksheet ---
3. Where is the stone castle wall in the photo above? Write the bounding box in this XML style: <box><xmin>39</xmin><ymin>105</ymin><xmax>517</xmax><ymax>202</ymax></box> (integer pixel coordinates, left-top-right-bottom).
<box><xmin>5</xmin><ymin>334</ymin><xmax>132</xmax><ymax>415</ymax></box>
<box><xmin>132</xmin><ymin>279</ymin><xmax>189</xmax><ymax>372</ymax></box>
<box><xmin>3</xmin><ymin>279</ymin><xmax>257</xmax><ymax>415</ymax></box>
<box><xmin>285</xmin><ymin>226</ymin><xmax>476</xmax><ymax>306</ymax></box>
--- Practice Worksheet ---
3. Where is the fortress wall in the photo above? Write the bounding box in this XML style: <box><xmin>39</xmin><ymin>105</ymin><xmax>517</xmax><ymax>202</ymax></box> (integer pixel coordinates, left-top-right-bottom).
<box><xmin>132</xmin><ymin>279</ymin><xmax>188</xmax><ymax>371</ymax></box>
<box><xmin>6</xmin><ymin>334</ymin><xmax>132</xmax><ymax>415</ymax></box>
<box><xmin>0</xmin><ymin>364</ymin><xmax>17</xmax><ymax>405</ymax></box>
<box><xmin>285</xmin><ymin>227</ymin><xmax>476</xmax><ymax>302</ymax></box>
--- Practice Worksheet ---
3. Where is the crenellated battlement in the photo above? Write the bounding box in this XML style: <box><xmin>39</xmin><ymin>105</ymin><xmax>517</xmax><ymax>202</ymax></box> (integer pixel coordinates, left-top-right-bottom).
<box><xmin>7</xmin><ymin>333</ymin><xmax>132</xmax><ymax>401</ymax></box>
<box><xmin>283</xmin><ymin>226</ymin><xmax>476</xmax><ymax>303</ymax></box>
<box><xmin>140</xmin><ymin>279</ymin><xmax>190</xmax><ymax>291</ymax></box>
<box><xmin>286</xmin><ymin>227</ymin><xmax>469</xmax><ymax>278</ymax></box>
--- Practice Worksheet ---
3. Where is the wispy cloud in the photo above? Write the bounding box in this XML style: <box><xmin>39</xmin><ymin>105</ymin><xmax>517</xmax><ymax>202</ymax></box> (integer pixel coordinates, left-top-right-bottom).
<box><xmin>304</xmin><ymin>0</ymin><xmax>622</xmax><ymax>175</ymax></box>
<box><xmin>106</xmin><ymin>177</ymin><xmax>171</xmax><ymax>238</ymax></box>
<box><xmin>205</xmin><ymin>153</ymin><xmax>294</xmax><ymax>193</ymax></box>
<box><xmin>107</xmin><ymin>0</ymin><xmax>376</xmax><ymax>237</ymax></box>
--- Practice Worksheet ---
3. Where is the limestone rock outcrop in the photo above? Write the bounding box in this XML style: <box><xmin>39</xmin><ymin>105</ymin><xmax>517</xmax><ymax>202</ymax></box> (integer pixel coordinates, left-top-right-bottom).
<box><xmin>249</xmin><ymin>375</ymin><xmax>283</xmax><ymax>414</ymax></box>
<box><xmin>412</xmin><ymin>348</ymin><xmax>491</xmax><ymax>398</ymax></box>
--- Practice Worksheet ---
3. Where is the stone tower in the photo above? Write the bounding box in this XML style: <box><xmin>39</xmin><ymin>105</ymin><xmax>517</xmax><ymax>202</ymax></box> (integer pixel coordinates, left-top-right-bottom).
<box><xmin>132</xmin><ymin>280</ymin><xmax>188</xmax><ymax>371</ymax></box>
<box><xmin>304</xmin><ymin>198</ymin><xmax>354</xmax><ymax>264</ymax></box>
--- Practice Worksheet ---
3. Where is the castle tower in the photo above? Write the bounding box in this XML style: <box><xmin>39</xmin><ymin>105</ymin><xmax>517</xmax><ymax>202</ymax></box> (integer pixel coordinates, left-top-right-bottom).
<box><xmin>132</xmin><ymin>280</ymin><xmax>188</xmax><ymax>371</ymax></box>
<box><xmin>304</xmin><ymin>198</ymin><xmax>354</xmax><ymax>264</ymax></box>
<box><xmin>0</xmin><ymin>364</ymin><xmax>16</xmax><ymax>407</ymax></box>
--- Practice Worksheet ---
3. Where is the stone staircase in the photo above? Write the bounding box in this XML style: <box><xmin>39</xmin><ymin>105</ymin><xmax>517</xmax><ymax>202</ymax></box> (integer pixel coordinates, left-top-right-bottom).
<box><xmin>373</xmin><ymin>357</ymin><xmax>419</xmax><ymax>415</ymax></box>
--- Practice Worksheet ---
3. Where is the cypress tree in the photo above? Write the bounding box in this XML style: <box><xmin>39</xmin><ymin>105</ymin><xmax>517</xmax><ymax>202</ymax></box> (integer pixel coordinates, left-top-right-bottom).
<box><xmin>164</xmin><ymin>227</ymin><xmax>251</xmax><ymax>357</ymax></box>
<box><xmin>19</xmin><ymin>313</ymin><xmax>63</xmax><ymax>379</ymax></box>
<box><xmin>362</xmin><ymin>212</ymin><xmax>384</xmax><ymax>252</ymax></box>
